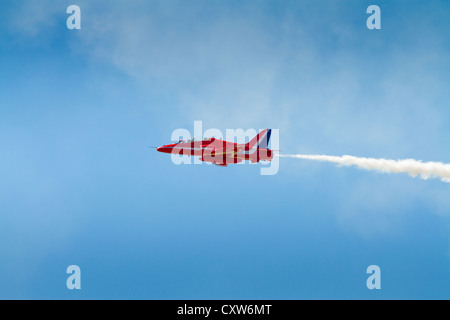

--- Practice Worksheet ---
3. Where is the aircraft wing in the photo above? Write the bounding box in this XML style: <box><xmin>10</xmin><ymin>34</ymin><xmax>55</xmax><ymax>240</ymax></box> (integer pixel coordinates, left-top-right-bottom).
<box><xmin>210</xmin><ymin>146</ymin><xmax>245</xmax><ymax>159</ymax></box>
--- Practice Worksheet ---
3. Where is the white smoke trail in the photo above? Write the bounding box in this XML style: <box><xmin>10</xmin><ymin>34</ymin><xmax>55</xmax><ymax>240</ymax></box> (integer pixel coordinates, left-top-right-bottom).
<box><xmin>278</xmin><ymin>154</ymin><xmax>450</xmax><ymax>183</ymax></box>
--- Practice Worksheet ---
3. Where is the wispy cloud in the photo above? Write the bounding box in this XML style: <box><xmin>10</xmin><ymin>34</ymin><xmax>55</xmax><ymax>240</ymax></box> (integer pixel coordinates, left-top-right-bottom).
<box><xmin>6</xmin><ymin>0</ymin><xmax>61</xmax><ymax>38</ymax></box>
<box><xmin>5</xmin><ymin>0</ymin><xmax>450</xmax><ymax>232</ymax></box>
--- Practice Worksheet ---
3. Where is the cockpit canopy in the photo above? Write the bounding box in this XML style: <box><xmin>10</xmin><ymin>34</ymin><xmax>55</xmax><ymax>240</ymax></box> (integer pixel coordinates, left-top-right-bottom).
<box><xmin>178</xmin><ymin>137</ymin><xmax>197</xmax><ymax>143</ymax></box>
<box><xmin>177</xmin><ymin>137</ymin><xmax>215</xmax><ymax>143</ymax></box>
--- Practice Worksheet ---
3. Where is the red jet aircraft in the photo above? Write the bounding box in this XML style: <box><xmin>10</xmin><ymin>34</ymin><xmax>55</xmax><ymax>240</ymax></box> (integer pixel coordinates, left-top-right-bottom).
<box><xmin>157</xmin><ymin>129</ymin><xmax>273</xmax><ymax>167</ymax></box>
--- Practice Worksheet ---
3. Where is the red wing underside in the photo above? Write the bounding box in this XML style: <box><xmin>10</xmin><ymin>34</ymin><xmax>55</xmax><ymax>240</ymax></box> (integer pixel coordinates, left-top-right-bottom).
<box><xmin>199</xmin><ymin>147</ymin><xmax>244</xmax><ymax>166</ymax></box>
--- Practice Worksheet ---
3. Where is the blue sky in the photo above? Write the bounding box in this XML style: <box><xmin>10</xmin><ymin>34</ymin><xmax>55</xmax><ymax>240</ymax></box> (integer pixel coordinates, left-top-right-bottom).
<box><xmin>0</xmin><ymin>0</ymin><xmax>449</xmax><ymax>299</ymax></box>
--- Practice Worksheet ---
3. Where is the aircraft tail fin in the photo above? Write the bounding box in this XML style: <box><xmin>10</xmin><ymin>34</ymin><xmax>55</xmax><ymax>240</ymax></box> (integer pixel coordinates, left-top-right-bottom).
<box><xmin>245</xmin><ymin>129</ymin><xmax>271</xmax><ymax>151</ymax></box>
